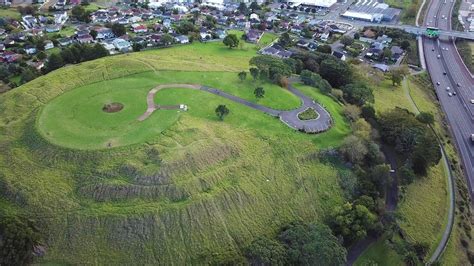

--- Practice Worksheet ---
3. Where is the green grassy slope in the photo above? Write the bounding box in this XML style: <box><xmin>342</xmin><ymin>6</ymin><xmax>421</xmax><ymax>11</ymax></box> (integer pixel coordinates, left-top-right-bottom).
<box><xmin>355</xmin><ymin>73</ymin><xmax>450</xmax><ymax>264</ymax></box>
<box><xmin>0</xmin><ymin>39</ymin><xmax>350</xmax><ymax>263</ymax></box>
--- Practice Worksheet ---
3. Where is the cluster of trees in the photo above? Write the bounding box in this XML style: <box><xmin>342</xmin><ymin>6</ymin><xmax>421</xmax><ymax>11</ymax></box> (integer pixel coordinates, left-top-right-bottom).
<box><xmin>71</xmin><ymin>5</ymin><xmax>92</xmax><ymax>23</ymax></box>
<box><xmin>0</xmin><ymin>63</ymin><xmax>39</xmax><ymax>87</ymax></box>
<box><xmin>46</xmin><ymin>43</ymin><xmax>109</xmax><ymax>73</ymax></box>
<box><xmin>245</xmin><ymin>222</ymin><xmax>347</xmax><ymax>265</ymax></box>
<box><xmin>0</xmin><ymin>211</ymin><xmax>41</xmax><ymax>265</ymax></box>
<box><xmin>379</xmin><ymin>108</ymin><xmax>441</xmax><ymax>177</ymax></box>
<box><xmin>300</xmin><ymin>70</ymin><xmax>332</xmax><ymax>94</ymax></box>
<box><xmin>291</xmin><ymin>51</ymin><xmax>353</xmax><ymax>88</ymax></box>
<box><xmin>249</xmin><ymin>55</ymin><xmax>293</xmax><ymax>86</ymax></box>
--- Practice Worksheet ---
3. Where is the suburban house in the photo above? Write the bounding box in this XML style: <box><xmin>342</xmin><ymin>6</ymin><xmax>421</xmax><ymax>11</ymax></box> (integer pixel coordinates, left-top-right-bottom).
<box><xmin>373</xmin><ymin>63</ymin><xmax>389</xmax><ymax>72</ymax></box>
<box><xmin>260</xmin><ymin>44</ymin><xmax>292</xmax><ymax>59</ymax></box>
<box><xmin>246</xmin><ymin>29</ymin><xmax>263</xmax><ymax>43</ymax></box>
<box><xmin>58</xmin><ymin>37</ymin><xmax>72</xmax><ymax>46</ymax></box>
<box><xmin>54</xmin><ymin>11</ymin><xmax>69</xmax><ymax>25</ymax></box>
<box><xmin>77</xmin><ymin>34</ymin><xmax>94</xmax><ymax>44</ymax></box>
<box><xmin>175</xmin><ymin>35</ymin><xmax>189</xmax><ymax>44</ymax></box>
<box><xmin>112</xmin><ymin>38</ymin><xmax>131</xmax><ymax>52</ymax></box>
<box><xmin>390</xmin><ymin>45</ymin><xmax>404</xmax><ymax>60</ymax></box>
<box><xmin>131</xmin><ymin>24</ymin><xmax>148</xmax><ymax>33</ymax></box>
<box><xmin>95</xmin><ymin>28</ymin><xmax>115</xmax><ymax>40</ymax></box>
<box><xmin>44</xmin><ymin>40</ymin><xmax>54</xmax><ymax>50</ymax></box>
<box><xmin>332</xmin><ymin>50</ymin><xmax>346</xmax><ymax>61</ymax></box>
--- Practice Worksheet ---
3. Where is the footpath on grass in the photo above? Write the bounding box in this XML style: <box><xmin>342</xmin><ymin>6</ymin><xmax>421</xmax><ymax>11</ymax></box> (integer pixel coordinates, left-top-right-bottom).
<box><xmin>138</xmin><ymin>81</ymin><xmax>333</xmax><ymax>134</ymax></box>
<box><xmin>403</xmin><ymin>78</ymin><xmax>455</xmax><ymax>264</ymax></box>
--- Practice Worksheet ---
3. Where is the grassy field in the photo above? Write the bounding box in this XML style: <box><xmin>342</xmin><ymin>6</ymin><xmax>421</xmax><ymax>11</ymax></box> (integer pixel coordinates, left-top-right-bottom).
<box><xmin>356</xmin><ymin>71</ymin><xmax>450</xmax><ymax>263</ymax></box>
<box><xmin>354</xmin><ymin>237</ymin><xmax>403</xmax><ymax>266</ymax></box>
<box><xmin>37</xmin><ymin>71</ymin><xmax>302</xmax><ymax>149</ymax></box>
<box><xmin>0</xmin><ymin>7</ymin><xmax>21</xmax><ymax>19</ymax></box>
<box><xmin>0</xmin><ymin>37</ymin><xmax>351</xmax><ymax>264</ymax></box>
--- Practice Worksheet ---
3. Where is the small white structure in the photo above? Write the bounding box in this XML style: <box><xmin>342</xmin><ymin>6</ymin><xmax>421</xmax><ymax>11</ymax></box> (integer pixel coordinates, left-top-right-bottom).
<box><xmin>54</xmin><ymin>11</ymin><xmax>69</xmax><ymax>25</ymax></box>
<box><xmin>180</xmin><ymin>104</ymin><xmax>188</xmax><ymax>111</ymax></box>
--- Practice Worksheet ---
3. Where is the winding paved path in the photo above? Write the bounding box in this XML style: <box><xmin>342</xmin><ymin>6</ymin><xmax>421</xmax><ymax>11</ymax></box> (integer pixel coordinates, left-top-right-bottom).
<box><xmin>138</xmin><ymin>82</ymin><xmax>333</xmax><ymax>134</ymax></box>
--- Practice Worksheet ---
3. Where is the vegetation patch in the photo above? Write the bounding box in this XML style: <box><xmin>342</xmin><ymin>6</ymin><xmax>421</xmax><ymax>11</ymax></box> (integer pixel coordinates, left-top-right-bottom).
<box><xmin>298</xmin><ymin>108</ymin><xmax>319</xmax><ymax>120</ymax></box>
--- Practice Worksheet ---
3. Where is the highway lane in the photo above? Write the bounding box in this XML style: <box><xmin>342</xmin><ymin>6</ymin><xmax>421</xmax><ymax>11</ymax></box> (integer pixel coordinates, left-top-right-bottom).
<box><xmin>423</xmin><ymin>0</ymin><xmax>474</xmax><ymax>195</ymax></box>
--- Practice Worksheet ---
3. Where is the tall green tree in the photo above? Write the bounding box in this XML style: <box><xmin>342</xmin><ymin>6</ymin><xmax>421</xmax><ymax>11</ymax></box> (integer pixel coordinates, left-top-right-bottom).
<box><xmin>111</xmin><ymin>23</ymin><xmax>126</xmax><ymax>37</ymax></box>
<box><xmin>329</xmin><ymin>203</ymin><xmax>377</xmax><ymax>244</ymax></box>
<box><xmin>238</xmin><ymin>71</ymin><xmax>247</xmax><ymax>82</ymax></box>
<box><xmin>254</xmin><ymin>87</ymin><xmax>265</xmax><ymax>99</ymax></box>
<box><xmin>223</xmin><ymin>34</ymin><xmax>239</xmax><ymax>49</ymax></box>
<box><xmin>215</xmin><ymin>105</ymin><xmax>229</xmax><ymax>120</ymax></box>
<box><xmin>278</xmin><ymin>222</ymin><xmax>347</xmax><ymax>265</ymax></box>
<box><xmin>46</xmin><ymin>53</ymin><xmax>64</xmax><ymax>72</ymax></box>
<box><xmin>249</xmin><ymin>67</ymin><xmax>259</xmax><ymax>81</ymax></box>
<box><xmin>245</xmin><ymin>236</ymin><xmax>286</xmax><ymax>265</ymax></box>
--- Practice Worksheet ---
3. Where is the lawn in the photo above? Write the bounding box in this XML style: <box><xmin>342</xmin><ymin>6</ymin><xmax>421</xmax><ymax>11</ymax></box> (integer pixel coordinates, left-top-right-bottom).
<box><xmin>37</xmin><ymin>71</ymin><xmax>302</xmax><ymax>149</ymax></box>
<box><xmin>0</xmin><ymin>38</ymin><xmax>351</xmax><ymax>264</ymax></box>
<box><xmin>293</xmin><ymin>84</ymin><xmax>351</xmax><ymax>147</ymax></box>
<box><xmin>0</xmin><ymin>7</ymin><xmax>21</xmax><ymax>19</ymax></box>
<box><xmin>354</xmin><ymin>237</ymin><xmax>403</xmax><ymax>266</ymax></box>
<box><xmin>359</xmin><ymin>72</ymin><xmax>450</xmax><ymax>262</ymax></box>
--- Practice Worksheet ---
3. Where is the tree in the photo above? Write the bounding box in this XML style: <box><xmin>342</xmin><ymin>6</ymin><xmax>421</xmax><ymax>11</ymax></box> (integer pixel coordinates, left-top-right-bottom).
<box><xmin>343</xmin><ymin>104</ymin><xmax>361</xmax><ymax>122</ymax></box>
<box><xmin>329</xmin><ymin>202</ymin><xmax>377</xmax><ymax>245</ymax></box>
<box><xmin>215</xmin><ymin>105</ymin><xmax>229</xmax><ymax>120</ymax></box>
<box><xmin>238</xmin><ymin>71</ymin><xmax>247</xmax><ymax>82</ymax></box>
<box><xmin>238</xmin><ymin>2</ymin><xmax>249</xmax><ymax>14</ymax></box>
<box><xmin>20</xmin><ymin>68</ymin><xmax>37</xmax><ymax>84</ymax></box>
<box><xmin>278</xmin><ymin>222</ymin><xmax>347</xmax><ymax>265</ymax></box>
<box><xmin>245</xmin><ymin>237</ymin><xmax>286</xmax><ymax>265</ymax></box>
<box><xmin>416</xmin><ymin>112</ymin><xmax>434</xmax><ymax>125</ymax></box>
<box><xmin>249</xmin><ymin>1</ymin><xmax>261</xmax><ymax>11</ymax></box>
<box><xmin>0</xmin><ymin>212</ymin><xmax>41</xmax><ymax>266</ymax></box>
<box><xmin>254</xmin><ymin>87</ymin><xmax>265</xmax><ymax>99</ymax></box>
<box><xmin>223</xmin><ymin>34</ymin><xmax>239</xmax><ymax>49</ymax></box>
<box><xmin>36</xmin><ymin>51</ymin><xmax>47</xmax><ymax>60</ymax></box>
<box><xmin>111</xmin><ymin>23</ymin><xmax>126</xmax><ymax>37</ymax></box>
<box><xmin>60</xmin><ymin>48</ymin><xmax>74</xmax><ymax>64</ymax></box>
<box><xmin>341</xmin><ymin>83</ymin><xmax>374</xmax><ymax>106</ymax></box>
<box><xmin>340</xmin><ymin>135</ymin><xmax>368</xmax><ymax>164</ymax></box>
<box><xmin>132</xmin><ymin>43</ymin><xmax>142</xmax><ymax>52</ymax></box>
<box><xmin>316</xmin><ymin>44</ymin><xmax>332</xmax><ymax>54</ymax></box>
<box><xmin>390</xmin><ymin>69</ymin><xmax>403</xmax><ymax>86</ymax></box>
<box><xmin>249</xmin><ymin>67</ymin><xmax>259</xmax><ymax>81</ymax></box>
<box><xmin>161</xmin><ymin>34</ymin><xmax>174</xmax><ymax>46</ymax></box>
<box><xmin>340</xmin><ymin>35</ymin><xmax>354</xmax><ymax>47</ymax></box>
<box><xmin>278</xmin><ymin>32</ymin><xmax>292</xmax><ymax>48</ymax></box>
<box><xmin>389</xmin><ymin>66</ymin><xmax>409</xmax><ymax>86</ymax></box>
<box><xmin>90</xmin><ymin>29</ymin><xmax>98</xmax><ymax>40</ymax></box>
<box><xmin>46</xmin><ymin>53</ymin><xmax>64</xmax><ymax>72</ymax></box>
<box><xmin>71</xmin><ymin>5</ymin><xmax>89</xmax><ymax>22</ymax></box>
<box><xmin>320</xmin><ymin>57</ymin><xmax>352</xmax><ymax>88</ymax></box>
<box><xmin>353</xmin><ymin>32</ymin><xmax>360</xmax><ymax>40</ymax></box>
<box><xmin>400</xmin><ymin>40</ymin><xmax>410</xmax><ymax>50</ymax></box>
<box><xmin>382</xmin><ymin>47</ymin><xmax>392</xmax><ymax>60</ymax></box>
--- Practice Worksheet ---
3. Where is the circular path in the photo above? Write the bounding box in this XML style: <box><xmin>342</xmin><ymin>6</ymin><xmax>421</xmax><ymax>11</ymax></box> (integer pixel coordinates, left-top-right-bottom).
<box><xmin>138</xmin><ymin>81</ymin><xmax>333</xmax><ymax>134</ymax></box>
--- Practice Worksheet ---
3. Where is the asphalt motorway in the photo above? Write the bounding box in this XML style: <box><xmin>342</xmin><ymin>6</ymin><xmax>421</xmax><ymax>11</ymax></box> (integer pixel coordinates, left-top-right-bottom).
<box><xmin>423</xmin><ymin>0</ymin><xmax>474</xmax><ymax>197</ymax></box>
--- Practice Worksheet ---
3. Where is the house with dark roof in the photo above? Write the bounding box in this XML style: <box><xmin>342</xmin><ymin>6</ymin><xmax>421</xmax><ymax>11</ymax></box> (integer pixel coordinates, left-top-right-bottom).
<box><xmin>332</xmin><ymin>50</ymin><xmax>346</xmax><ymax>61</ymax></box>
<box><xmin>260</xmin><ymin>44</ymin><xmax>292</xmax><ymax>59</ymax></box>
<box><xmin>246</xmin><ymin>29</ymin><xmax>263</xmax><ymax>43</ymax></box>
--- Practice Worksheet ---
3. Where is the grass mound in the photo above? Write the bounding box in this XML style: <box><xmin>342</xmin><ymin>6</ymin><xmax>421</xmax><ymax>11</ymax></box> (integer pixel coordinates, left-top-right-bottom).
<box><xmin>298</xmin><ymin>107</ymin><xmax>319</xmax><ymax>120</ymax></box>
<box><xmin>0</xmin><ymin>39</ymin><xmax>351</xmax><ymax>264</ymax></box>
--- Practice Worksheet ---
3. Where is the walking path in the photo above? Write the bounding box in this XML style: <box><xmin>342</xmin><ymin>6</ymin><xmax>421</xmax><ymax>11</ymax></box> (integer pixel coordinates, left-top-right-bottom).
<box><xmin>138</xmin><ymin>82</ymin><xmax>333</xmax><ymax>134</ymax></box>
<box><xmin>403</xmin><ymin>77</ymin><xmax>455</xmax><ymax>264</ymax></box>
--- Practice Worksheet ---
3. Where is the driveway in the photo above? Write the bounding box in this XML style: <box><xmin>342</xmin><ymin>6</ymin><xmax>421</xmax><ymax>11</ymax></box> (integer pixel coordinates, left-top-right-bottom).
<box><xmin>139</xmin><ymin>81</ymin><xmax>333</xmax><ymax>134</ymax></box>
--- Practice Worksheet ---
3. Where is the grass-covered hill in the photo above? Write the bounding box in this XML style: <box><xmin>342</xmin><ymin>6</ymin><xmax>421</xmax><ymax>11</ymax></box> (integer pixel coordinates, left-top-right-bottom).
<box><xmin>0</xmin><ymin>38</ymin><xmax>351</xmax><ymax>263</ymax></box>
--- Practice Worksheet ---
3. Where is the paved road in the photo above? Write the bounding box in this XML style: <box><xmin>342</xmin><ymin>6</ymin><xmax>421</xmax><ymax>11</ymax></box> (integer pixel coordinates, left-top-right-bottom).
<box><xmin>138</xmin><ymin>82</ymin><xmax>333</xmax><ymax>134</ymax></box>
<box><xmin>423</xmin><ymin>0</ymin><xmax>474</xmax><ymax>197</ymax></box>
